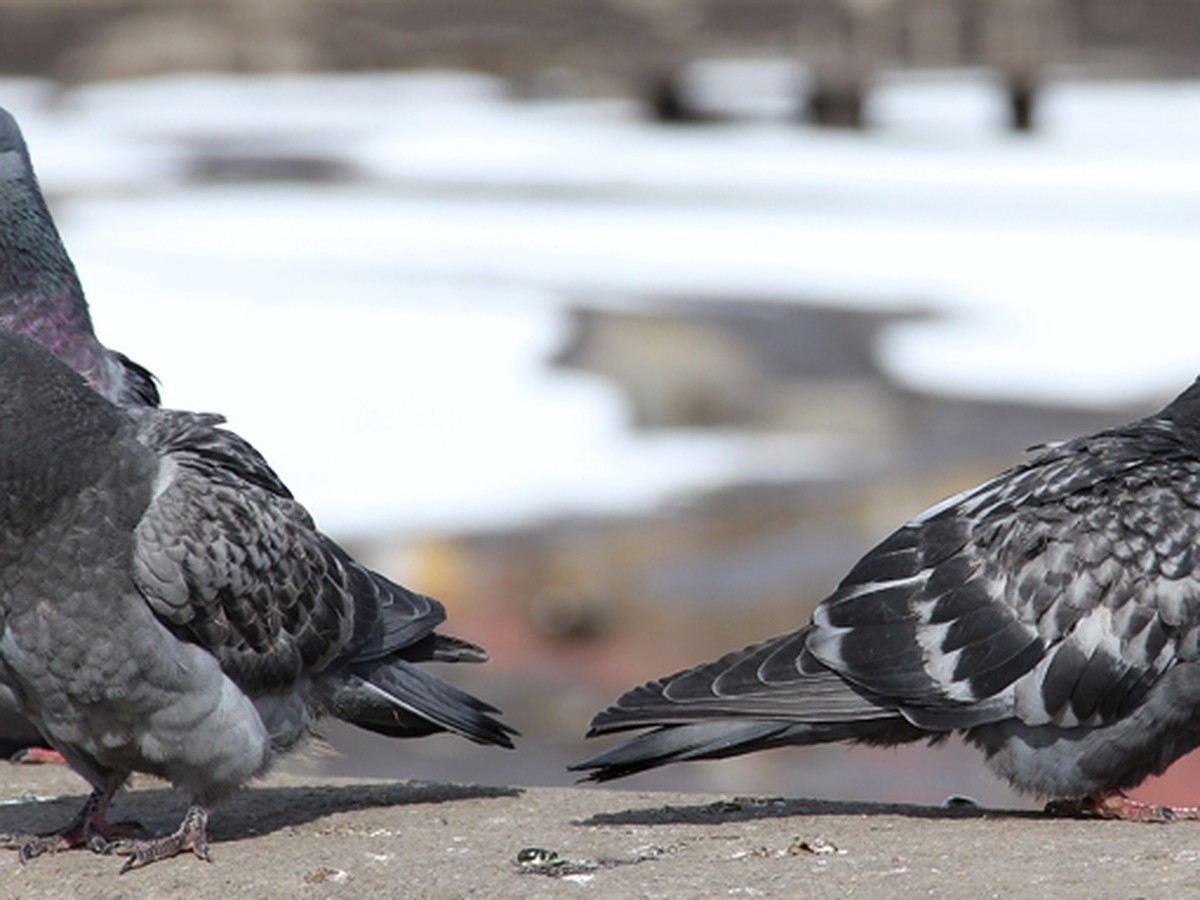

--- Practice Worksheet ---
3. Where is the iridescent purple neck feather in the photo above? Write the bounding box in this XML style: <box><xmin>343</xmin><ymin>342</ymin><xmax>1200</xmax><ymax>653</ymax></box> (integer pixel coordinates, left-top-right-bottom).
<box><xmin>0</xmin><ymin>107</ymin><xmax>157</xmax><ymax>406</ymax></box>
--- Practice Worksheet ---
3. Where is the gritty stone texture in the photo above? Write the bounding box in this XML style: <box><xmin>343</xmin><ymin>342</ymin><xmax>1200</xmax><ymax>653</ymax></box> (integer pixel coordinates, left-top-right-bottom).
<box><xmin>0</xmin><ymin>762</ymin><xmax>1196</xmax><ymax>897</ymax></box>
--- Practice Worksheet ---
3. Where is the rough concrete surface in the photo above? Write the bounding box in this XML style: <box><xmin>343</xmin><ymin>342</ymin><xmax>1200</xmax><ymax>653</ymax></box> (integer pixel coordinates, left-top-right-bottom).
<box><xmin>0</xmin><ymin>762</ymin><xmax>1194</xmax><ymax>898</ymax></box>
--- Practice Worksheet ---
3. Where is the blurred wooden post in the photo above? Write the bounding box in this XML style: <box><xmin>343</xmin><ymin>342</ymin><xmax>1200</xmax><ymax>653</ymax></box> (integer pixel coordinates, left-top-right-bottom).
<box><xmin>1007</xmin><ymin>70</ymin><xmax>1037</xmax><ymax>131</ymax></box>
<box><xmin>804</xmin><ymin>0</ymin><xmax>898</xmax><ymax>127</ymax></box>
<box><xmin>633</xmin><ymin>0</ymin><xmax>710</xmax><ymax>123</ymax></box>
<box><xmin>984</xmin><ymin>0</ymin><xmax>1072</xmax><ymax>132</ymax></box>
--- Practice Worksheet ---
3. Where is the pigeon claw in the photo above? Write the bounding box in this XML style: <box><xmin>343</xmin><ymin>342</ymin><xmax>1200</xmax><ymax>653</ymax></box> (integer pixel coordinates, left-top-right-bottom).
<box><xmin>2</xmin><ymin>816</ymin><xmax>144</xmax><ymax>862</ymax></box>
<box><xmin>11</xmin><ymin>833</ymin><xmax>72</xmax><ymax>863</ymax></box>
<box><xmin>1045</xmin><ymin>790</ymin><xmax>1200</xmax><ymax>822</ymax></box>
<box><xmin>106</xmin><ymin>804</ymin><xmax>211</xmax><ymax>873</ymax></box>
<box><xmin>1</xmin><ymin>780</ymin><xmax>144</xmax><ymax>862</ymax></box>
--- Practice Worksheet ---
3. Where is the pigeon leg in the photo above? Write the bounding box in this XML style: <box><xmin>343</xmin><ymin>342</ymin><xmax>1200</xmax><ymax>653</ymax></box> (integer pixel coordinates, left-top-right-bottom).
<box><xmin>1045</xmin><ymin>790</ymin><xmax>1200</xmax><ymax>822</ymax></box>
<box><xmin>0</xmin><ymin>777</ymin><xmax>142</xmax><ymax>861</ymax></box>
<box><xmin>103</xmin><ymin>804</ymin><xmax>211</xmax><ymax>873</ymax></box>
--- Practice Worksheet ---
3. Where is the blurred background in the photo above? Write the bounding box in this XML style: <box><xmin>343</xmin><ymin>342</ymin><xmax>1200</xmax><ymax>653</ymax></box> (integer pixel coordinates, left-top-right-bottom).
<box><xmin>2</xmin><ymin>0</ymin><xmax>1199</xmax><ymax>811</ymax></box>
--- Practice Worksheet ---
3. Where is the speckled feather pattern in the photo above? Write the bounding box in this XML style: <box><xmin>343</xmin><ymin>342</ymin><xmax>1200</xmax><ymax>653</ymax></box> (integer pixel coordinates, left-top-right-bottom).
<box><xmin>576</xmin><ymin>380</ymin><xmax>1200</xmax><ymax>797</ymax></box>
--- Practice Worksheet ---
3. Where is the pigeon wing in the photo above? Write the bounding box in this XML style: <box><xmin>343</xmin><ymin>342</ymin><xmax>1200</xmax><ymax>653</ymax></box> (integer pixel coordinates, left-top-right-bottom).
<box><xmin>129</xmin><ymin>409</ymin><xmax>444</xmax><ymax>693</ymax></box>
<box><xmin>809</xmin><ymin>417</ymin><xmax>1200</xmax><ymax>730</ymax></box>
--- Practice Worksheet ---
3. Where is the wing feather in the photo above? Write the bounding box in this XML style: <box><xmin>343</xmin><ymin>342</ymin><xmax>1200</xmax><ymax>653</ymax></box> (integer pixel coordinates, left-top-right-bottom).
<box><xmin>129</xmin><ymin>410</ymin><xmax>444</xmax><ymax>693</ymax></box>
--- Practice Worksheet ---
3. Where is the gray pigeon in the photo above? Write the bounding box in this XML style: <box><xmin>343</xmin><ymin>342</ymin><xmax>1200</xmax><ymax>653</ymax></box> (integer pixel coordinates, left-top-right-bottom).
<box><xmin>0</xmin><ymin>328</ymin><xmax>516</xmax><ymax>868</ymax></box>
<box><xmin>0</xmin><ymin>107</ymin><xmax>158</xmax><ymax>407</ymax></box>
<box><xmin>573</xmin><ymin>379</ymin><xmax>1200</xmax><ymax>821</ymax></box>
<box><xmin>0</xmin><ymin>325</ymin><xmax>514</xmax><ymax>870</ymax></box>
<box><xmin>0</xmin><ymin>106</ymin><xmax>159</xmax><ymax>762</ymax></box>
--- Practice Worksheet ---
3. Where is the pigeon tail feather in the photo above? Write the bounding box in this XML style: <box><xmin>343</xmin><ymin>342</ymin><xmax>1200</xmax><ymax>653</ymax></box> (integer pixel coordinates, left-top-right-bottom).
<box><xmin>569</xmin><ymin>718</ymin><xmax>918</xmax><ymax>782</ymax></box>
<box><xmin>325</xmin><ymin>658</ymin><xmax>517</xmax><ymax>748</ymax></box>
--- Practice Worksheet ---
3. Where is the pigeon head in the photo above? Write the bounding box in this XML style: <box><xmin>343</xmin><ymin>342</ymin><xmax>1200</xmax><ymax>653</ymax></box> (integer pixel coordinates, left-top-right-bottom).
<box><xmin>0</xmin><ymin>107</ymin><xmax>142</xmax><ymax>404</ymax></box>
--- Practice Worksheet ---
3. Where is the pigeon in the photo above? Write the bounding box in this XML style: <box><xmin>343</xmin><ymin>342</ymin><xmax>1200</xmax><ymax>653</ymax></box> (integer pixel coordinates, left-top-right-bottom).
<box><xmin>0</xmin><ymin>323</ymin><xmax>514</xmax><ymax>871</ymax></box>
<box><xmin>0</xmin><ymin>106</ymin><xmax>161</xmax><ymax>764</ymax></box>
<box><xmin>573</xmin><ymin>378</ymin><xmax>1200</xmax><ymax>821</ymax></box>
<box><xmin>0</xmin><ymin>328</ymin><xmax>516</xmax><ymax>865</ymax></box>
<box><xmin>1</xmin><ymin>105</ymin><xmax>150</xmax><ymax>763</ymax></box>
<box><xmin>0</xmin><ymin>107</ymin><xmax>158</xmax><ymax>408</ymax></box>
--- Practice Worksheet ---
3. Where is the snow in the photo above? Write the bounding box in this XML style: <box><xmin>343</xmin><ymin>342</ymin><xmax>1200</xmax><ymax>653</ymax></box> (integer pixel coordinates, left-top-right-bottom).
<box><xmin>3</xmin><ymin>67</ymin><xmax>1198</xmax><ymax>533</ymax></box>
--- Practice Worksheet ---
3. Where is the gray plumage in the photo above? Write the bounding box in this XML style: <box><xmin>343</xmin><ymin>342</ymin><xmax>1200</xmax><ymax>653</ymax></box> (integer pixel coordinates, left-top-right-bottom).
<box><xmin>574</xmin><ymin>378</ymin><xmax>1200</xmax><ymax>818</ymax></box>
<box><xmin>0</xmin><ymin>324</ymin><xmax>513</xmax><ymax>868</ymax></box>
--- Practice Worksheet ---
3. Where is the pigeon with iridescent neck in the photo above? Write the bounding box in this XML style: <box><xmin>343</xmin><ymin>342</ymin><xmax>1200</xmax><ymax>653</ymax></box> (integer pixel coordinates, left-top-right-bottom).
<box><xmin>0</xmin><ymin>107</ymin><xmax>156</xmax><ymax>763</ymax></box>
<box><xmin>0</xmin><ymin>111</ymin><xmax>517</xmax><ymax>873</ymax></box>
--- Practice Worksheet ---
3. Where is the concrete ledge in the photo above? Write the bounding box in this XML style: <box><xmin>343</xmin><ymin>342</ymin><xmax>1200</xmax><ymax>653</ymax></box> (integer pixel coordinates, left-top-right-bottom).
<box><xmin>0</xmin><ymin>762</ymin><xmax>1196</xmax><ymax>897</ymax></box>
